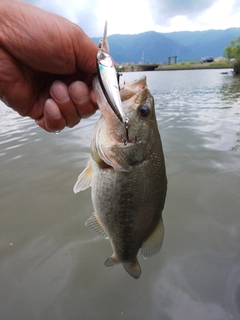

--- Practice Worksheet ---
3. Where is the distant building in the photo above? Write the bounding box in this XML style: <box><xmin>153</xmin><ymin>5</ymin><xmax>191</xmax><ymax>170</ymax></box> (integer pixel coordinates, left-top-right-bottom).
<box><xmin>201</xmin><ymin>56</ymin><xmax>214</xmax><ymax>63</ymax></box>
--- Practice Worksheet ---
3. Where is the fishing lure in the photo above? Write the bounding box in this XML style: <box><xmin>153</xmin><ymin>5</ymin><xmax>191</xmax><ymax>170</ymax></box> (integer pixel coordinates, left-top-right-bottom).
<box><xmin>96</xmin><ymin>22</ymin><xmax>126</xmax><ymax>124</ymax></box>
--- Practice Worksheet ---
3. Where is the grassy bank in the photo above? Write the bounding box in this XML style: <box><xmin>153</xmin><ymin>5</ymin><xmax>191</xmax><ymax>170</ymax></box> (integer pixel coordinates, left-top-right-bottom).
<box><xmin>116</xmin><ymin>61</ymin><xmax>233</xmax><ymax>72</ymax></box>
<box><xmin>156</xmin><ymin>61</ymin><xmax>233</xmax><ymax>71</ymax></box>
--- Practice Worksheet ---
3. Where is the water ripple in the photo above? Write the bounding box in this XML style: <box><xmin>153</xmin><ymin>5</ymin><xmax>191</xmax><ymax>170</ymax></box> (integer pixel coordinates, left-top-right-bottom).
<box><xmin>0</xmin><ymin>70</ymin><xmax>240</xmax><ymax>320</ymax></box>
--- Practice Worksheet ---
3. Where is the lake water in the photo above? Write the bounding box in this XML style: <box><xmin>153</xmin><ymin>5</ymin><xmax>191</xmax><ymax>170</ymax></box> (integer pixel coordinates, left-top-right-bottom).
<box><xmin>0</xmin><ymin>69</ymin><xmax>240</xmax><ymax>320</ymax></box>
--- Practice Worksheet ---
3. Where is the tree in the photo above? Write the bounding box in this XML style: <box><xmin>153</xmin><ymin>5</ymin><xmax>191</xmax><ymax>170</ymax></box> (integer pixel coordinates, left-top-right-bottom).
<box><xmin>224</xmin><ymin>37</ymin><xmax>240</xmax><ymax>75</ymax></box>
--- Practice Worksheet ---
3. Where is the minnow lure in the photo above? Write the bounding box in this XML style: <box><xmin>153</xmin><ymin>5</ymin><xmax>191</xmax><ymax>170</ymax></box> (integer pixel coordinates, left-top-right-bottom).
<box><xmin>96</xmin><ymin>21</ymin><xmax>126</xmax><ymax>124</ymax></box>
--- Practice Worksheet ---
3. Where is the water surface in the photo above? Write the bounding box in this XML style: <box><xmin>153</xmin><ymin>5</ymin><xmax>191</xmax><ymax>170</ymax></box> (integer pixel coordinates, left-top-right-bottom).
<box><xmin>0</xmin><ymin>69</ymin><xmax>240</xmax><ymax>320</ymax></box>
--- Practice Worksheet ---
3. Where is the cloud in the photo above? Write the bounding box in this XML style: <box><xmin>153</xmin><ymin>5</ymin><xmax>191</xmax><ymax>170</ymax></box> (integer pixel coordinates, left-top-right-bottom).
<box><xmin>149</xmin><ymin>0</ymin><xmax>218</xmax><ymax>22</ymax></box>
<box><xmin>22</xmin><ymin>0</ymin><xmax>240</xmax><ymax>36</ymax></box>
<box><xmin>232</xmin><ymin>0</ymin><xmax>240</xmax><ymax>12</ymax></box>
<box><xmin>23</xmin><ymin>0</ymin><xmax>100</xmax><ymax>36</ymax></box>
<box><xmin>22</xmin><ymin>0</ymin><xmax>156</xmax><ymax>37</ymax></box>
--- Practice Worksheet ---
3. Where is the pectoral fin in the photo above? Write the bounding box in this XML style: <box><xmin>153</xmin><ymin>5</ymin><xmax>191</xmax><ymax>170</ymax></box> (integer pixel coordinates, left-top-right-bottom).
<box><xmin>73</xmin><ymin>161</ymin><xmax>92</xmax><ymax>194</ymax></box>
<box><xmin>141</xmin><ymin>218</ymin><xmax>164</xmax><ymax>259</ymax></box>
<box><xmin>85</xmin><ymin>213</ymin><xmax>108</xmax><ymax>239</ymax></box>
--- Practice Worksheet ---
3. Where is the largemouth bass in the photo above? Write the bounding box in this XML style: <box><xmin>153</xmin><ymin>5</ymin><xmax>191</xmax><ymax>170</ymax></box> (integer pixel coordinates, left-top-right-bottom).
<box><xmin>74</xmin><ymin>76</ymin><xmax>167</xmax><ymax>279</ymax></box>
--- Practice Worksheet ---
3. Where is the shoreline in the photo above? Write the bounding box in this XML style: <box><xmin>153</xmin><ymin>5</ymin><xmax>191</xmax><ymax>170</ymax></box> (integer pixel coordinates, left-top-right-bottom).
<box><xmin>155</xmin><ymin>66</ymin><xmax>233</xmax><ymax>71</ymax></box>
<box><xmin>118</xmin><ymin>65</ymin><xmax>234</xmax><ymax>72</ymax></box>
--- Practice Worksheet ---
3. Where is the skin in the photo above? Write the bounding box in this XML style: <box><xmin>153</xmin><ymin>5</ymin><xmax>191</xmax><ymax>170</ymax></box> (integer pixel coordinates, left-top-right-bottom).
<box><xmin>0</xmin><ymin>0</ymin><xmax>99</xmax><ymax>132</ymax></box>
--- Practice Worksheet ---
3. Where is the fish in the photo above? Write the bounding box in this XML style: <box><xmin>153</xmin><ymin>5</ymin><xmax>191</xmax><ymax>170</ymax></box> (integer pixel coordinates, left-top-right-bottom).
<box><xmin>73</xmin><ymin>75</ymin><xmax>167</xmax><ymax>279</ymax></box>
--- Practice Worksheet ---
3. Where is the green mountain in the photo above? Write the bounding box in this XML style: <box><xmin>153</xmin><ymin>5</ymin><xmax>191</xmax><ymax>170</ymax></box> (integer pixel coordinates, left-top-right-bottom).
<box><xmin>92</xmin><ymin>27</ymin><xmax>240</xmax><ymax>64</ymax></box>
<box><xmin>164</xmin><ymin>28</ymin><xmax>240</xmax><ymax>59</ymax></box>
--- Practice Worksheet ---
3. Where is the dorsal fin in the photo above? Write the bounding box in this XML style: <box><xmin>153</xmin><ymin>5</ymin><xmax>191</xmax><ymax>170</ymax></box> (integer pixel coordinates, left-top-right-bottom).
<box><xmin>141</xmin><ymin>218</ymin><xmax>164</xmax><ymax>259</ymax></box>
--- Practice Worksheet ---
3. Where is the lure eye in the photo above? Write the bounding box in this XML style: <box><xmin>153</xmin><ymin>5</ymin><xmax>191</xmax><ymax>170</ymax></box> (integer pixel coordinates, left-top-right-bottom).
<box><xmin>97</xmin><ymin>51</ymin><xmax>110</xmax><ymax>61</ymax></box>
<box><xmin>97</xmin><ymin>52</ymin><xmax>106</xmax><ymax>60</ymax></box>
<box><xmin>138</xmin><ymin>104</ymin><xmax>150</xmax><ymax>118</ymax></box>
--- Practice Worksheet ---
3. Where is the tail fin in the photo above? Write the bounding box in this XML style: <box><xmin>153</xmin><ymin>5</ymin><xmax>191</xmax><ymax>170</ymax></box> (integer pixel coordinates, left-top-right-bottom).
<box><xmin>104</xmin><ymin>255</ymin><xmax>141</xmax><ymax>279</ymax></box>
<box><xmin>123</xmin><ymin>260</ymin><xmax>141</xmax><ymax>279</ymax></box>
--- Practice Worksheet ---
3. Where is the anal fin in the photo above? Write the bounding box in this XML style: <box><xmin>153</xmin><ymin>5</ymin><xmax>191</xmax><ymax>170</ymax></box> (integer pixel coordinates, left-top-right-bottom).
<box><xmin>85</xmin><ymin>213</ymin><xmax>108</xmax><ymax>239</ymax></box>
<box><xmin>141</xmin><ymin>217</ymin><xmax>164</xmax><ymax>259</ymax></box>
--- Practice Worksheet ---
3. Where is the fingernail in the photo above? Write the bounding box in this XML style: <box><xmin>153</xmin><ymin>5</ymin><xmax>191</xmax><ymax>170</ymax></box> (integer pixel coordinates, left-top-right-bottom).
<box><xmin>70</xmin><ymin>81</ymin><xmax>89</xmax><ymax>103</ymax></box>
<box><xmin>45</xmin><ymin>99</ymin><xmax>62</xmax><ymax>119</ymax></box>
<box><xmin>50</xmin><ymin>81</ymin><xmax>70</xmax><ymax>103</ymax></box>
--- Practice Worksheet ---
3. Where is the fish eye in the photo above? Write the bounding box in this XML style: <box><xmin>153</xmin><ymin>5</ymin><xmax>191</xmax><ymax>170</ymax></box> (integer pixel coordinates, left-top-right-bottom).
<box><xmin>138</xmin><ymin>104</ymin><xmax>150</xmax><ymax>118</ymax></box>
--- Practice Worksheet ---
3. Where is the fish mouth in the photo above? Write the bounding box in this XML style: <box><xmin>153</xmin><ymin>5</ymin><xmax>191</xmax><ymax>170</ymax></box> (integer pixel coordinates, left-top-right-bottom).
<box><xmin>120</xmin><ymin>116</ymin><xmax>140</xmax><ymax>146</ymax></box>
<box><xmin>119</xmin><ymin>135</ymin><xmax>145</xmax><ymax>148</ymax></box>
<box><xmin>121</xmin><ymin>135</ymin><xmax>138</xmax><ymax>146</ymax></box>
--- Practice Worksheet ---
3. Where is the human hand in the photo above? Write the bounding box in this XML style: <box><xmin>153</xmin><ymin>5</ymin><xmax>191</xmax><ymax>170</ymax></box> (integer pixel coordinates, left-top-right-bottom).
<box><xmin>0</xmin><ymin>0</ymin><xmax>99</xmax><ymax>132</ymax></box>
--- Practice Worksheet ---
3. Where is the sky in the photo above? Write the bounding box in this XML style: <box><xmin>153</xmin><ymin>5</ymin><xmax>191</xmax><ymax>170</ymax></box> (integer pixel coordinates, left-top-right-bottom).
<box><xmin>24</xmin><ymin>0</ymin><xmax>240</xmax><ymax>37</ymax></box>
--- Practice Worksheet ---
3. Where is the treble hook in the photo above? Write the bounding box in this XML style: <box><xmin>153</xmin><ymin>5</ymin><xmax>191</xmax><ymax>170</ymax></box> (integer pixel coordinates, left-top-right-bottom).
<box><xmin>117</xmin><ymin>71</ymin><xmax>122</xmax><ymax>90</ymax></box>
<box><xmin>121</xmin><ymin>117</ymin><xmax>130</xmax><ymax>145</ymax></box>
